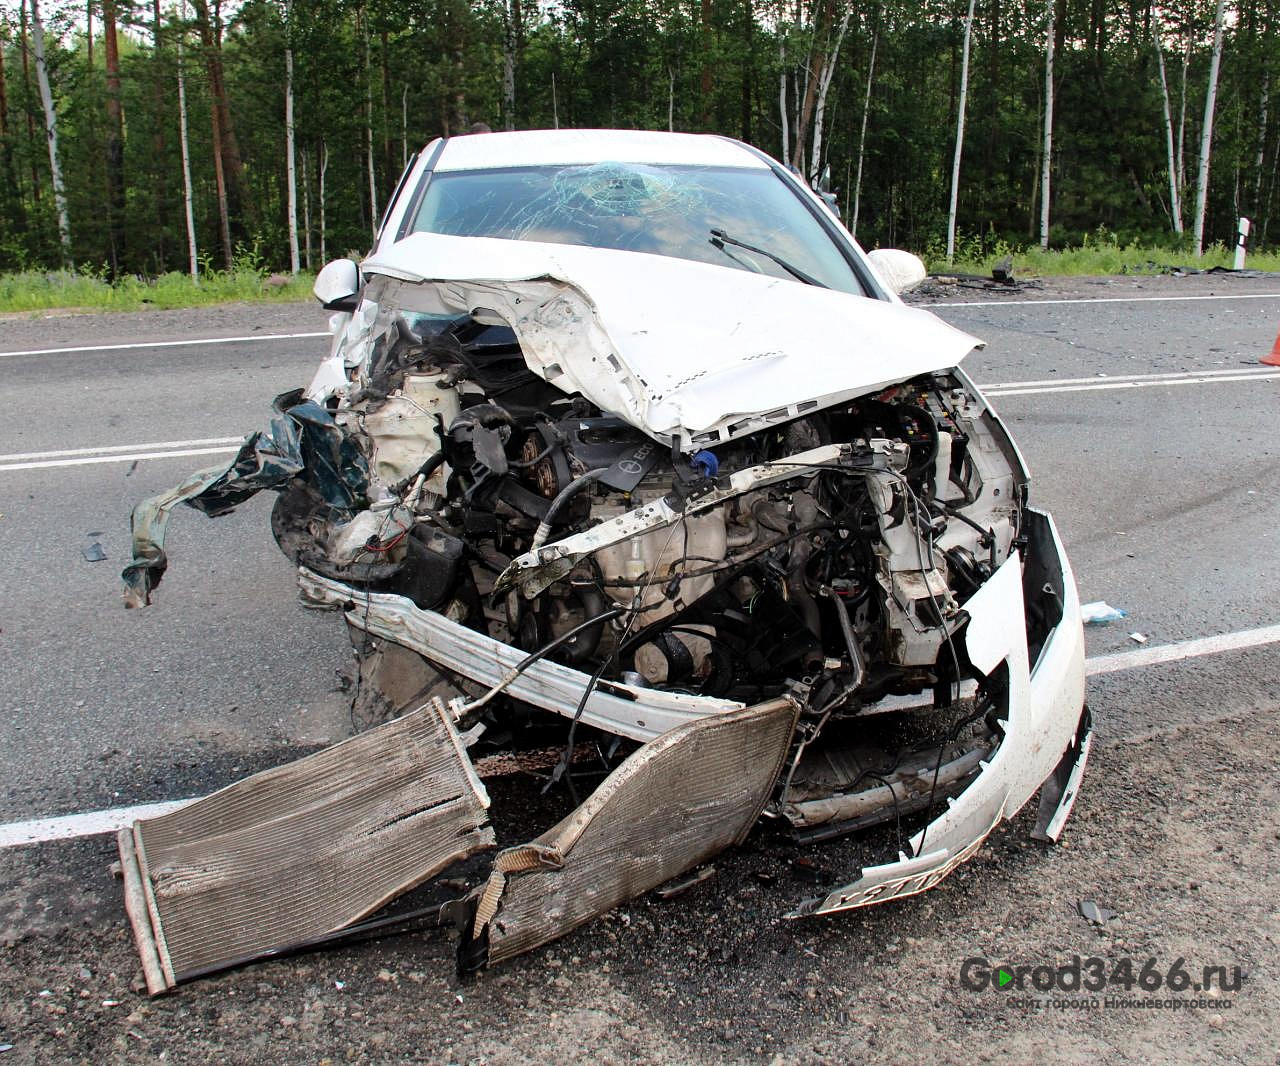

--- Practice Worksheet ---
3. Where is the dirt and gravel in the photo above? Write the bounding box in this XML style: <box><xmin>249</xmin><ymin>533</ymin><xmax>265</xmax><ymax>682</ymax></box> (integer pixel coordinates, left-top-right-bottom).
<box><xmin>1</xmin><ymin>691</ymin><xmax>1275</xmax><ymax>1064</ymax></box>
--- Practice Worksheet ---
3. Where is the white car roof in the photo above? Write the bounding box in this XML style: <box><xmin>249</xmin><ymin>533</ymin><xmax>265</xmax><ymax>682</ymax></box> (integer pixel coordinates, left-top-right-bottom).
<box><xmin>431</xmin><ymin>129</ymin><xmax>771</xmax><ymax>172</ymax></box>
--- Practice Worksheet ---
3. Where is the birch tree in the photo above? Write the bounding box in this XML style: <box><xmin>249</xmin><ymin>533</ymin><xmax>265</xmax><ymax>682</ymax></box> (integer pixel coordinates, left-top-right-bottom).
<box><xmin>808</xmin><ymin>4</ymin><xmax>853</xmax><ymax>183</ymax></box>
<box><xmin>300</xmin><ymin>147</ymin><xmax>312</xmax><ymax>269</ymax></box>
<box><xmin>176</xmin><ymin>1</ymin><xmax>199</xmax><ymax>280</ymax></box>
<box><xmin>1254</xmin><ymin>72</ymin><xmax>1269</xmax><ymax>203</ymax></box>
<box><xmin>1154</xmin><ymin>29</ymin><xmax>1184</xmax><ymax>232</ymax></box>
<box><xmin>29</xmin><ymin>0</ymin><xmax>70</xmax><ymax>260</ymax></box>
<box><xmin>790</xmin><ymin>0</ymin><xmax>833</xmax><ymax>174</ymax></box>
<box><xmin>778</xmin><ymin>31</ymin><xmax>789</xmax><ymax>161</ymax></box>
<box><xmin>1192</xmin><ymin>0</ymin><xmax>1228</xmax><ymax>255</ymax></box>
<box><xmin>502</xmin><ymin>0</ymin><xmax>517</xmax><ymax>130</ymax></box>
<box><xmin>946</xmin><ymin>0</ymin><xmax>976</xmax><ymax>262</ymax></box>
<box><xmin>284</xmin><ymin>4</ymin><xmax>300</xmax><ymax>274</ymax></box>
<box><xmin>850</xmin><ymin>25</ymin><xmax>877</xmax><ymax>237</ymax></box>
<box><xmin>1038</xmin><ymin>0</ymin><xmax>1054</xmax><ymax>248</ymax></box>
<box><xmin>318</xmin><ymin>138</ymin><xmax>327</xmax><ymax>263</ymax></box>
<box><xmin>151</xmin><ymin>0</ymin><xmax>170</xmax><ymax>254</ymax></box>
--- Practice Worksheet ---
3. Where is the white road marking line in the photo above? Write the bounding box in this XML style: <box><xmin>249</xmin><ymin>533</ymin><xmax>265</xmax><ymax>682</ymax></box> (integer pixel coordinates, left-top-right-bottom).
<box><xmin>0</xmin><ymin>330</ymin><xmax>329</xmax><ymax>359</ymax></box>
<box><xmin>8</xmin><ymin>363</ymin><xmax>1278</xmax><ymax>475</ymax></box>
<box><xmin>982</xmin><ymin>366</ymin><xmax>1279</xmax><ymax>390</ymax></box>
<box><xmin>5</xmin><ymin>622</ymin><xmax>1278</xmax><ymax>849</ymax></box>
<box><xmin>0</xmin><ymin>800</ymin><xmax>191</xmax><ymax>849</ymax></box>
<box><xmin>936</xmin><ymin>292</ymin><xmax>1280</xmax><ymax>308</ymax></box>
<box><xmin>0</xmin><ymin>445</ymin><xmax>239</xmax><ymax>472</ymax></box>
<box><xmin>1085</xmin><ymin>623</ymin><xmax>1280</xmax><ymax>678</ymax></box>
<box><xmin>986</xmin><ymin>371</ymin><xmax>1280</xmax><ymax>397</ymax></box>
<box><xmin>0</xmin><ymin>436</ymin><xmax>242</xmax><ymax>463</ymax></box>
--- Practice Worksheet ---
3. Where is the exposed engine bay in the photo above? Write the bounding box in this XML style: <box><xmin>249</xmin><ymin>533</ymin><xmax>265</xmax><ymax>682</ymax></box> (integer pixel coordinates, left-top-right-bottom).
<box><xmin>118</xmin><ymin>247</ymin><xmax>1088</xmax><ymax>992</ymax></box>
<box><xmin>273</xmin><ymin>306</ymin><xmax>1026</xmax><ymax>831</ymax></box>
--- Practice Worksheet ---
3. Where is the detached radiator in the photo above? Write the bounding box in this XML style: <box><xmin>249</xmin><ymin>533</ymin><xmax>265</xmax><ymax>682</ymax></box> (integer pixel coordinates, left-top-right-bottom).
<box><xmin>118</xmin><ymin>697</ymin><xmax>494</xmax><ymax>994</ymax></box>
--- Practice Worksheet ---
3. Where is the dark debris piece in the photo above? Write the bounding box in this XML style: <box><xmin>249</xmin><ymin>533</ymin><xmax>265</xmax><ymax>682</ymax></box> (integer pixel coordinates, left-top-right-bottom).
<box><xmin>653</xmin><ymin>865</ymin><xmax>717</xmax><ymax>901</ymax></box>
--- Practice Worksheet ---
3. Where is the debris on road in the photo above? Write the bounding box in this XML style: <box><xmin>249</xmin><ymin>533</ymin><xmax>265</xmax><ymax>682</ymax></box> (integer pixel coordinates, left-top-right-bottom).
<box><xmin>1128</xmin><ymin>632</ymin><xmax>1149</xmax><ymax>644</ymax></box>
<box><xmin>1080</xmin><ymin>601</ymin><xmax>1127</xmax><ymax>624</ymax></box>
<box><xmin>1077</xmin><ymin>899</ymin><xmax>1116</xmax><ymax>924</ymax></box>
<box><xmin>82</xmin><ymin>535</ymin><xmax>107</xmax><ymax>562</ymax></box>
<box><xmin>654</xmin><ymin>866</ymin><xmax>717</xmax><ymax>900</ymax></box>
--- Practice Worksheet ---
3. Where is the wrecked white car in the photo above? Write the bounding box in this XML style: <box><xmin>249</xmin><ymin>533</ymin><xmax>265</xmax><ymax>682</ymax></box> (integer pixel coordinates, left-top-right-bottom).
<box><xmin>117</xmin><ymin>130</ymin><xmax>1090</xmax><ymax>994</ymax></box>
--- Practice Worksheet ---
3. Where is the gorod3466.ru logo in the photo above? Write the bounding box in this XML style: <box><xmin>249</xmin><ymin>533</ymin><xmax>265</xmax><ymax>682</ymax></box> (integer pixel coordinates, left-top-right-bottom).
<box><xmin>960</xmin><ymin>956</ymin><xmax>1245</xmax><ymax>994</ymax></box>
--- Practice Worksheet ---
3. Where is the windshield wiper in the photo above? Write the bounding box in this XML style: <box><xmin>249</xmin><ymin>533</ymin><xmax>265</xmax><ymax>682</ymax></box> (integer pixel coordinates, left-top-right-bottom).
<box><xmin>708</xmin><ymin>228</ymin><xmax>826</xmax><ymax>288</ymax></box>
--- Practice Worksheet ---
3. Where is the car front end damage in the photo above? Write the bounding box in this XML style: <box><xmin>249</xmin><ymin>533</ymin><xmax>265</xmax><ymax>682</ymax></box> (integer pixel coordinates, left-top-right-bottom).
<box><xmin>118</xmin><ymin>235</ymin><xmax>1089</xmax><ymax>992</ymax></box>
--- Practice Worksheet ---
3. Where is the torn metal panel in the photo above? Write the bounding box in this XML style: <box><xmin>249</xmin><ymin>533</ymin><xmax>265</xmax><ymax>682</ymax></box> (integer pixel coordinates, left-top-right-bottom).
<box><xmin>786</xmin><ymin>808</ymin><xmax>1003</xmax><ymax>916</ymax></box>
<box><xmin>299</xmin><ymin>568</ymin><xmax>743</xmax><ymax>742</ymax></box>
<box><xmin>122</xmin><ymin>390</ymin><xmax>368</xmax><ymax>607</ymax></box>
<box><xmin>779</xmin><ymin>731</ymin><xmax>999</xmax><ymax>831</ymax></box>
<box><xmin>118</xmin><ymin>697</ymin><xmax>493</xmax><ymax>994</ymax></box>
<box><xmin>356</xmin><ymin>233</ymin><xmax>982</xmax><ymax>448</ymax></box>
<box><xmin>468</xmin><ymin>697</ymin><xmax>798</xmax><ymax>968</ymax></box>
<box><xmin>1031</xmin><ymin>704</ymin><xmax>1094</xmax><ymax>843</ymax></box>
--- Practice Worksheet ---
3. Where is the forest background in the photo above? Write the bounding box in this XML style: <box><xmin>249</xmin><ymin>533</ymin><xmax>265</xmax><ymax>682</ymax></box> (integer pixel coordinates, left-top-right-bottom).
<box><xmin>0</xmin><ymin>0</ymin><xmax>1276</xmax><ymax>295</ymax></box>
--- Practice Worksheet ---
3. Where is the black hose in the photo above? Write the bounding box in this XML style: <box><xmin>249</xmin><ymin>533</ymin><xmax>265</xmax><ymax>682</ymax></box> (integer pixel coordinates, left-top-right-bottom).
<box><xmin>509</xmin><ymin>442</ymin><xmax>555</xmax><ymax>468</ymax></box>
<box><xmin>547</xmin><ymin>651</ymin><xmax>615</xmax><ymax>804</ymax></box>
<box><xmin>899</xmin><ymin>404</ymin><xmax>939</xmax><ymax>478</ymax></box>
<box><xmin>513</xmin><ymin>605</ymin><xmax>625</xmax><ymax>673</ymax></box>
<box><xmin>531</xmin><ymin>468</ymin><xmax>609</xmax><ymax>547</ymax></box>
<box><xmin>390</xmin><ymin>451</ymin><xmax>447</xmax><ymax>496</ymax></box>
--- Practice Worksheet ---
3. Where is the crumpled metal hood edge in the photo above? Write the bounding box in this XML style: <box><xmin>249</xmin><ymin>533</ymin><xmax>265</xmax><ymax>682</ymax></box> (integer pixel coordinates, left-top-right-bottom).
<box><xmin>361</xmin><ymin>233</ymin><xmax>984</xmax><ymax>447</ymax></box>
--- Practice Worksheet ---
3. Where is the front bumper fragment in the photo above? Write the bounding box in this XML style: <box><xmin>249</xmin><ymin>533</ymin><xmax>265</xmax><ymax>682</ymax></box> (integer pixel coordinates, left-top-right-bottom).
<box><xmin>788</xmin><ymin>507</ymin><xmax>1090</xmax><ymax>917</ymax></box>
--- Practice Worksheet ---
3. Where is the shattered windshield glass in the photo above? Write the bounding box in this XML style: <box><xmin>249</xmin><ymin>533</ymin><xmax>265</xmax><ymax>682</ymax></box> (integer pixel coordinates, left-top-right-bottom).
<box><xmin>409</xmin><ymin>163</ymin><xmax>865</xmax><ymax>295</ymax></box>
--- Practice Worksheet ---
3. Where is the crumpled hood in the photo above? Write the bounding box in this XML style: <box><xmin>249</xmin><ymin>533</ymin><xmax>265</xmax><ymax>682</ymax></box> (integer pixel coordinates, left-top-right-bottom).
<box><xmin>363</xmin><ymin>232</ymin><xmax>983</xmax><ymax>447</ymax></box>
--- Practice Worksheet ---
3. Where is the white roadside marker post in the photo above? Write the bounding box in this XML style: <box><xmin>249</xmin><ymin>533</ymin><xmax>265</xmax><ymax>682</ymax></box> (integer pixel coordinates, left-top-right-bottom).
<box><xmin>1234</xmin><ymin>217</ymin><xmax>1251</xmax><ymax>270</ymax></box>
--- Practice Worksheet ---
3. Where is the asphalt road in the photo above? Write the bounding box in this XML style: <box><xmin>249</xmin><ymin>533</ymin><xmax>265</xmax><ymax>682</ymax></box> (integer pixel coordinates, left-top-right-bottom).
<box><xmin>1</xmin><ymin>272</ymin><xmax>1278</xmax><ymax>1063</ymax></box>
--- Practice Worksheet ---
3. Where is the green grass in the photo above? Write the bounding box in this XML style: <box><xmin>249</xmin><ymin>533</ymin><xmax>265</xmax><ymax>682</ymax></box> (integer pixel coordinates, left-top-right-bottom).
<box><xmin>0</xmin><ymin>268</ymin><xmax>315</xmax><ymax>313</ymax></box>
<box><xmin>929</xmin><ymin>240</ymin><xmax>1280</xmax><ymax>277</ymax></box>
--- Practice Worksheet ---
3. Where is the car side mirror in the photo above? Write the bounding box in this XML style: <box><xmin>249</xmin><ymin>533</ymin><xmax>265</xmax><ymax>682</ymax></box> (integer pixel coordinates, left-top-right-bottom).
<box><xmin>313</xmin><ymin>258</ymin><xmax>361</xmax><ymax>311</ymax></box>
<box><xmin>866</xmin><ymin>249</ymin><xmax>927</xmax><ymax>294</ymax></box>
<box><xmin>814</xmin><ymin>165</ymin><xmax>839</xmax><ymax>212</ymax></box>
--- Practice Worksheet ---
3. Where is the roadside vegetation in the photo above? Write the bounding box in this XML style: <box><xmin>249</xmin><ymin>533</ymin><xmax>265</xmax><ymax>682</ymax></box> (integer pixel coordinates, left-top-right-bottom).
<box><xmin>0</xmin><ymin>265</ymin><xmax>314</xmax><ymax>314</ymax></box>
<box><xmin>0</xmin><ymin>0</ymin><xmax>1275</xmax><ymax>286</ymax></box>
<box><xmin>930</xmin><ymin>233</ymin><xmax>1280</xmax><ymax>277</ymax></box>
